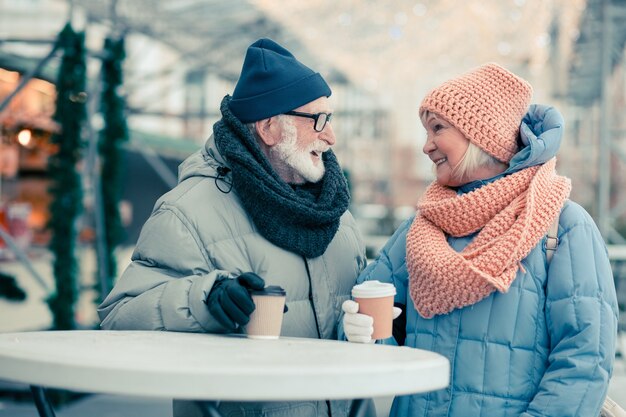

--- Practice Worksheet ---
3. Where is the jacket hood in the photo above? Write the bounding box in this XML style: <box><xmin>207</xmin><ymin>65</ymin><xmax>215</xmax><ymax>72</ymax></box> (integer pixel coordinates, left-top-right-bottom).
<box><xmin>458</xmin><ymin>104</ymin><xmax>564</xmax><ymax>193</ymax></box>
<box><xmin>177</xmin><ymin>135</ymin><xmax>228</xmax><ymax>183</ymax></box>
<box><xmin>506</xmin><ymin>104</ymin><xmax>564</xmax><ymax>173</ymax></box>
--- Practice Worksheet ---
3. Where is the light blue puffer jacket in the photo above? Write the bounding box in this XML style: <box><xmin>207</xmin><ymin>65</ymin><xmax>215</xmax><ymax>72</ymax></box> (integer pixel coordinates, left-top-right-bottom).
<box><xmin>354</xmin><ymin>106</ymin><xmax>619</xmax><ymax>417</ymax></box>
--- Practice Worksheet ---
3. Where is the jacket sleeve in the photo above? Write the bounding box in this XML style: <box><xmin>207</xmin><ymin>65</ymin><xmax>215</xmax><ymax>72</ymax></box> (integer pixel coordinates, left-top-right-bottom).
<box><xmin>357</xmin><ymin>217</ymin><xmax>411</xmax><ymax>302</ymax></box>
<box><xmin>337</xmin><ymin>217</ymin><xmax>413</xmax><ymax>342</ymax></box>
<box><xmin>521</xmin><ymin>210</ymin><xmax>619</xmax><ymax>416</ymax></box>
<box><xmin>97</xmin><ymin>204</ymin><xmax>233</xmax><ymax>333</ymax></box>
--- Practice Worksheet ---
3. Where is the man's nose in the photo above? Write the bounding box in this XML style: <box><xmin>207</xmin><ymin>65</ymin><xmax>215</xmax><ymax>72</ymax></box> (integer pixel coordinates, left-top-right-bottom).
<box><xmin>320</xmin><ymin>123</ymin><xmax>336</xmax><ymax>146</ymax></box>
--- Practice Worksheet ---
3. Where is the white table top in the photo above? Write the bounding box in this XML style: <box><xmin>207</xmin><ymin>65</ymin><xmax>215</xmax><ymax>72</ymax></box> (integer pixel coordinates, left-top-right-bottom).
<box><xmin>0</xmin><ymin>330</ymin><xmax>449</xmax><ymax>401</ymax></box>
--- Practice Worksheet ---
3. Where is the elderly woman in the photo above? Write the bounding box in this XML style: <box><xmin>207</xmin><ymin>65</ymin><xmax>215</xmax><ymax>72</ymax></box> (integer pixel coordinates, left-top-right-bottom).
<box><xmin>342</xmin><ymin>63</ymin><xmax>618</xmax><ymax>417</ymax></box>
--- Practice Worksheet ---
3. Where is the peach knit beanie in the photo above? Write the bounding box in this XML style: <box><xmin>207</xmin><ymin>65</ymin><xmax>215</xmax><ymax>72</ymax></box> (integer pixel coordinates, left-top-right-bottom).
<box><xmin>419</xmin><ymin>63</ymin><xmax>533</xmax><ymax>163</ymax></box>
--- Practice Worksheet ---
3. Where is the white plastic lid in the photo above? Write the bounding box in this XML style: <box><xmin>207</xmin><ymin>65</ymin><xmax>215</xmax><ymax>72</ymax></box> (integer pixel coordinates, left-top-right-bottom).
<box><xmin>351</xmin><ymin>280</ymin><xmax>396</xmax><ymax>298</ymax></box>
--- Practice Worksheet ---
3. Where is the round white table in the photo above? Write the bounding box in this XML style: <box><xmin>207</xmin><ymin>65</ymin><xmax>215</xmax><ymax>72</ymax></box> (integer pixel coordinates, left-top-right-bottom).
<box><xmin>0</xmin><ymin>330</ymin><xmax>449</xmax><ymax>417</ymax></box>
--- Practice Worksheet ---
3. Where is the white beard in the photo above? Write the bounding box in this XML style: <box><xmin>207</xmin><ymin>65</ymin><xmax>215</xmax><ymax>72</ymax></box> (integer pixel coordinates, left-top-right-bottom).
<box><xmin>271</xmin><ymin>117</ymin><xmax>327</xmax><ymax>183</ymax></box>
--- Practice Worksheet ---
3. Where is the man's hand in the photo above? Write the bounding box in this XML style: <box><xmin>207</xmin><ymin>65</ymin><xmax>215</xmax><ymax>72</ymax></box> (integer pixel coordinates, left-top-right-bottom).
<box><xmin>206</xmin><ymin>272</ymin><xmax>265</xmax><ymax>330</ymax></box>
<box><xmin>342</xmin><ymin>300</ymin><xmax>402</xmax><ymax>344</ymax></box>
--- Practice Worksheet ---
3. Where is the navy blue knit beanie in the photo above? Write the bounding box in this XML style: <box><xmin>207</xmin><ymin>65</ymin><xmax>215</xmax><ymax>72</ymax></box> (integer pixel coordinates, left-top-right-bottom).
<box><xmin>229</xmin><ymin>38</ymin><xmax>332</xmax><ymax>123</ymax></box>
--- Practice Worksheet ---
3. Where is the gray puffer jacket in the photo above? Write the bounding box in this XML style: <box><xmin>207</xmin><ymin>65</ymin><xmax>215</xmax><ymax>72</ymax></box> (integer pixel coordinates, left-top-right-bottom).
<box><xmin>97</xmin><ymin>135</ymin><xmax>367</xmax><ymax>417</ymax></box>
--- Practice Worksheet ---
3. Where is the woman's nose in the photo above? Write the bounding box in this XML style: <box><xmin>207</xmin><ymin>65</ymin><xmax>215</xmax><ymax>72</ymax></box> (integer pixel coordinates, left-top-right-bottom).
<box><xmin>423</xmin><ymin>136</ymin><xmax>435</xmax><ymax>154</ymax></box>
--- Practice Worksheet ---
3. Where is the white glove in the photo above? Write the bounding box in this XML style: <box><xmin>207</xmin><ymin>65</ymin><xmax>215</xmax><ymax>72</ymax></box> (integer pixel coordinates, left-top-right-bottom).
<box><xmin>342</xmin><ymin>300</ymin><xmax>403</xmax><ymax>344</ymax></box>
<box><xmin>342</xmin><ymin>300</ymin><xmax>374</xmax><ymax>343</ymax></box>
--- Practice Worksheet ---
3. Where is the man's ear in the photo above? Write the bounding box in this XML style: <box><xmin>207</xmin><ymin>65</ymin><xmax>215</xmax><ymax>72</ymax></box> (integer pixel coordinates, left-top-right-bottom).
<box><xmin>255</xmin><ymin>117</ymin><xmax>282</xmax><ymax>147</ymax></box>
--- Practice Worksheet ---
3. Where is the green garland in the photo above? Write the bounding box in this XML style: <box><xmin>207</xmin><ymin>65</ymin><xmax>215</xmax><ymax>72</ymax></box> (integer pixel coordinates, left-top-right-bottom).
<box><xmin>46</xmin><ymin>24</ymin><xmax>87</xmax><ymax>330</ymax></box>
<box><xmin>97</xmin><ymin>37</ymin><xmax>128</xmax><ymax>302</ymax></box>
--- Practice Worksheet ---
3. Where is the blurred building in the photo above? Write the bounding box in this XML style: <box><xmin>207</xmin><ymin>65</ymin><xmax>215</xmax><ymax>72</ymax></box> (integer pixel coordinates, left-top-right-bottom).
<box><xmin>0</xmin><ymin>64</ymin><xmax>57</xmax><ymax>251</ymax></box>
<box><xmin>1</xmin><ymin>0</ymin><xmax>626</xmax><ymax>245</ymax></box>
<box><xmin>565</xmin><ymin>0</ymin><xmax>626</xmax><ymax>242</ymax></box>
<box><xmin>0</xmin><ymin>1</ymin><xmax>399</xmax><ymax>250</ymax></box>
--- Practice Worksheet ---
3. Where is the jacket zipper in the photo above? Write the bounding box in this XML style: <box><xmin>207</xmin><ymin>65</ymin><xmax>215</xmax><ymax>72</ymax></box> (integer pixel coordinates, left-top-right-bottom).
<box><xmin>303</xmin><ymin>257</ymin><xmax>332</xmax><ymax>417</ymax></box>
<box><xmin>303</xmin><ymin>257</ymin><xmax>322</xmax><ymax>339</ymax></box>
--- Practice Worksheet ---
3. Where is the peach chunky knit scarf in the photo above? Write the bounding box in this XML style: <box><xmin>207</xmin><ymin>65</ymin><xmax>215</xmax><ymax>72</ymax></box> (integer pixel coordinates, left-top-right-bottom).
<box><xmin>406</xmin><ymin>158</ymin><xmax>571</xmax><ymax>318</ymax></box>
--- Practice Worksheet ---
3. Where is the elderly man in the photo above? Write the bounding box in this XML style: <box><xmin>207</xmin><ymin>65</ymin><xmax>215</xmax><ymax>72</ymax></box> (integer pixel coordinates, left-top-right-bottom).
<box><xmin>97</xmin><ymin>38</ymin><xmax>366</xmax><ymax>417</ymax></box>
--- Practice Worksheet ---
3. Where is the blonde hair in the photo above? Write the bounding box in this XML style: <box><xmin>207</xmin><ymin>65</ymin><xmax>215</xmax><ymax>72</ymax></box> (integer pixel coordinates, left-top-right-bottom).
<box><xmin>452</xmin><ymin>142</ymin><xmax>503</xmax><ymax>182</ymax></box>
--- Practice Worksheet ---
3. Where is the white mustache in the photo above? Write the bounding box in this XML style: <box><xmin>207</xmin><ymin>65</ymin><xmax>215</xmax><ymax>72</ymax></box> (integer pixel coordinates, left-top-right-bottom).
<box><xmin>307</xmin><ymin>141</ymin><xmax>330</xmax><ymax>154</ymax></box>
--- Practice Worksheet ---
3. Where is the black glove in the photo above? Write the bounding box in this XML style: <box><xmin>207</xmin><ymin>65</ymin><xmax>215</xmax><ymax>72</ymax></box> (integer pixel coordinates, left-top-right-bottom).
<box><xmin>206</xmin><ymin>272</ymin><xmax>265</xmax><ymax>330</ymax></box>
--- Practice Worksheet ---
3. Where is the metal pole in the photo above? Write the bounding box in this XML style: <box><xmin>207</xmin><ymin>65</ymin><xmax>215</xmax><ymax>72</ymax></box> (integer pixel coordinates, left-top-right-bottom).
<box><xmin>130</xmin><ymin>140</ymin><xmax>178</xmax><ymax>189</ymax></box>
<box><xmin>608</xmin><ymin>227</ymin><xmax>626</xmax><ymax>244</ymax></box>
<box><xmin>83</xmin><ymin>71</ymin><xmax>110</xmax><ymax>300</ymax></box>
<box><xmin>30</xmin><ymin>386</ymin><xmax>57</xmax><ymax>417</ymax></box>
<box><xmin>88</xmin><ymin>117</ymin><xmax>110</xmax><ymax>299</ymax></box>
<box><xmin>348</xmin><ymin>399</ymin><xmax>372</xmax><ymax>417</ymax></box>
<box><xmin>597</xmin><ymin>0</ymin><xmax>613</xmax><ymax>240</ymax></box>
<box><xmin>608</xmin><ymin>140</ymin><xmax>626</xmax><ymax>219</ymax></box>
<box><xmin>0</xmin><ymin>224</ymin><xmax>50</xmax><ymax>293</ymax></box>
<box><xmin>0</xmin><ymin>38</ymin><xmax>56</xmax><ymax>45</ymax></box>
<box><xmin>196</xmin><ymin>401</ymin><xmax>224</xmax><ymax>417</ymax></box>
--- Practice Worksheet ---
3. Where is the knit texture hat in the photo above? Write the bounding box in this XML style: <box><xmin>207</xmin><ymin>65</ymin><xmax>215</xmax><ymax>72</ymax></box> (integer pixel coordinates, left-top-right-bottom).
<box><xmin>419</xmin><ymin>63</ymin><xmax>533</xmax><ymax>163</ymax></box>
<box><xmin>229</xmin><ymin>38</ymin><xmax>331</xmax><ymax>123</ymax></box>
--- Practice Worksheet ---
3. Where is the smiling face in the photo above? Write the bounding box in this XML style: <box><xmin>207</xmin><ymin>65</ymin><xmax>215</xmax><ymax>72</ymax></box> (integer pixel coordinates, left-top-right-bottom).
<box><xmin>288</xmin><ymin>96</ymin><xmax>336</xmax><ymax>166</ymax></box>
<box><xmin>421</xmin><ymin>112</ymin><xmax>471</xmax><ymax>187</ymax></box>
<box><xmin>272</xmin><ymin>116</ymin><xmax>328</xmax><ymax>183</ymax></box>
<box><xmin>266</xmin><ymin>96</ymin><xmax>336</xmax><ymax>184</ymax></box>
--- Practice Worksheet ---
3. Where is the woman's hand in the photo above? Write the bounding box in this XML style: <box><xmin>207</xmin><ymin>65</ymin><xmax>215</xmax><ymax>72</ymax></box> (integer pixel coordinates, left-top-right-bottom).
<box><xmin>342</xmin><ymin>300</ymin><xmax>402</xmax><ymax>343</ymax></box>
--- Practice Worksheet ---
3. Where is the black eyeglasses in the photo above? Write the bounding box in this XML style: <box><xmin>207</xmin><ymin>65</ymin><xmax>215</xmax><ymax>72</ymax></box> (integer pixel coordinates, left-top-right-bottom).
<box><xmin>284</xmin><ymin>111</ymin><xmax>332</xmax><ymax>132</ymax></box>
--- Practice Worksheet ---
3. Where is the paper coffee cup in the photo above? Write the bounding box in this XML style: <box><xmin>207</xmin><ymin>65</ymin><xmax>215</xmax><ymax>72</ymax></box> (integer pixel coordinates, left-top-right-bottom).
<box><xmin>246</xmin><ymin>286</ymin><xmax>286</xmax><ymax>339</ymax></box>
<box><xmin>352</xmin><ymin>280</ymin><xmax>396</xmax><ymax>340</ymax></box>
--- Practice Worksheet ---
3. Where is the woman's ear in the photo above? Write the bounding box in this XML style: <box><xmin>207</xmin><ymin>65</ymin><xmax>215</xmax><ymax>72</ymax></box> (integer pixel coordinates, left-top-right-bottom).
<box><xmin>255</xmin><ymin>117</ymin><xmax>282</xmax><ymax>147</ymax></box>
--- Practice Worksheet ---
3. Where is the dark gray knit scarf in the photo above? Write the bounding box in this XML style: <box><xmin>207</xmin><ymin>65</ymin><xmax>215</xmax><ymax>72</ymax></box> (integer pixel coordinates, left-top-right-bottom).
<box><xmin>213</xmin><ymin>95</ymin><xmax>350</xmax><ymax>258</ymax></box>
